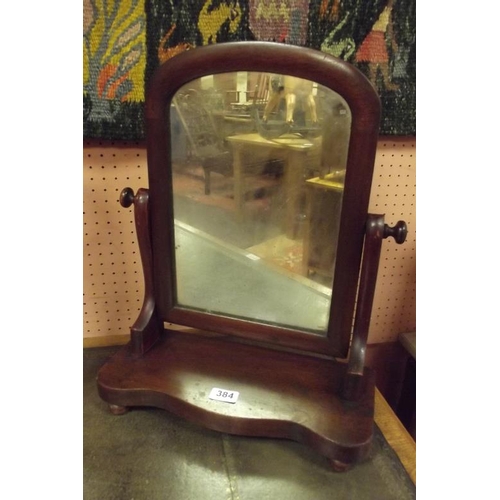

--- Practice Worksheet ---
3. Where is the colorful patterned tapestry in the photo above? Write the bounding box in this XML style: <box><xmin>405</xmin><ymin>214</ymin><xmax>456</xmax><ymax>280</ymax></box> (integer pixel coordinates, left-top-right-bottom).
<box><xmin>83</xmin><ymin>0</ymin><xmax>415</xmax><ymax>139</ymax></box>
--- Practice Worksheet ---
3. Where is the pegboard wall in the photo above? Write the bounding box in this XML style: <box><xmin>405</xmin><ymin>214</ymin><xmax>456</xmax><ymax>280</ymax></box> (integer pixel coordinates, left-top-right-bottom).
<box><xmin>83</xmin><ymin>138</ymin><xmax>415</xmax><ymax>347</ymax></box>
<box><xmin>368</xmin><ymin>139</ymin><xmax>416</xmax><ymax>342</ymax></box>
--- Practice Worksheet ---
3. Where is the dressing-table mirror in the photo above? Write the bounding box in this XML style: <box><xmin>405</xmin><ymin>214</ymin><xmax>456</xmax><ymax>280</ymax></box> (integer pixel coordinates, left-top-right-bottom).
<box><xmin>97</xmin><ymin>42</ymin><xmax>407</xmax><ymax>471</ymax></box>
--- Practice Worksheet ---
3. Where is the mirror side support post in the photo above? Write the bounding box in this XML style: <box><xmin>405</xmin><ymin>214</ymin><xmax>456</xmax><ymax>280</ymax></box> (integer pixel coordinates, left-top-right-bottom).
<box><xmin>342</xmin><ymin>215</ymin><xmax>408</xmax><ymax>401</ymax></box>
<box><xmin>120</xmin><ymin>188</ymin><xmax>162</xmax><ymax>356</ymax></box>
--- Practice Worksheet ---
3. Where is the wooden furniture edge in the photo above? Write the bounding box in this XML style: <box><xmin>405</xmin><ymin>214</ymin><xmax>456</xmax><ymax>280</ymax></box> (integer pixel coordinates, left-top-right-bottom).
<box><xmin>84</xmin><ymin>337</ymin><xmax>416</xmax><ymax>483</ymax></box>
<box><xmin>83</xmin><ymin>335</ymin><xmax>130</xmax><ymax>348</ymax></box>
<box><xmin>374</xmin><ymin>388</ymin><xmax>416</xmax><ymax>484</ymax></box>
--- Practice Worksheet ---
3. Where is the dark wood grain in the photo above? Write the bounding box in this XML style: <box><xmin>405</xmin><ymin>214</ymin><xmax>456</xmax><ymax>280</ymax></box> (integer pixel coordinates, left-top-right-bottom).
<box><xmin>96</xmin><ymin>42</ymin><xmax>404</xmax><ymax>470</ymax></box>
<box><xmin>119</xmin><ymin>187</ymin><xmax>162</xmax><ymax>355</ymax></box>
<box><xmin>98</xmin><ymin>330</ymin><xmax>375</xmax><ymax>467</ymax></box>
<box><xmin>145</xmin><ymin>41</ymin><xmax>381</xmax><ymax>358</ymax></box>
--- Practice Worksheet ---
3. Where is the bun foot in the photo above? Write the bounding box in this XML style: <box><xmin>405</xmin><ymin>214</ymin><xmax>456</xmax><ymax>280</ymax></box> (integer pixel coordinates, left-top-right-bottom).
<box><xmin>330</xmin><ymin>459</ymin><xmax>352</xmax><ymax>472</ymax></box>
<box><xmin>108</xmin><ymin>404</ymin><xmax>128</xmax><ymax>415</ymax></box>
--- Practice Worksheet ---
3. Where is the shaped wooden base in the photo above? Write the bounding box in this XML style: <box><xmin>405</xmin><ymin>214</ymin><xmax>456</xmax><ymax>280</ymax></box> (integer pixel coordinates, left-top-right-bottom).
<box><xmin>97</xmin><ymin>330</ymin><xmax>375</xmax><ymax>470</ymax></box>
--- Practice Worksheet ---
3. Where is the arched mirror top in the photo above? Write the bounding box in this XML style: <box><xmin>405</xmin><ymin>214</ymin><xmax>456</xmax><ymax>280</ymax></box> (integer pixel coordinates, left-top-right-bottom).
<box><xmin>146</xmin><ymin>42</ymin><xmax>380</xmax><ymax>130</ymax></box>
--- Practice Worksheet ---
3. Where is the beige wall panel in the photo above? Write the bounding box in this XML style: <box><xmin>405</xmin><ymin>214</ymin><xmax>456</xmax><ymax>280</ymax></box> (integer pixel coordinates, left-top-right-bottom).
<box><xmin>83</xmin><ymin>138</ymin><xmax>416</xmax><ymax>346</ymax></box>
<box><xmin>83</xmin><ymin>141</ymin><xmax>147</xmax><ymax>345</ymax></box>
<box><xmin>368</xmin><ymin>138</ymin><xmax>416</xmax><ymax>342</ymax></box>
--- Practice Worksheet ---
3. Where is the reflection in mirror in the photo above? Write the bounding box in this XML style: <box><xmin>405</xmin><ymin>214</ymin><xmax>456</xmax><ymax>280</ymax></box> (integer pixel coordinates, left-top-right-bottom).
<box><xmin>169</xmin><ymin>72</ymin><xmax>351</xmax><ymax>335</ymax></box>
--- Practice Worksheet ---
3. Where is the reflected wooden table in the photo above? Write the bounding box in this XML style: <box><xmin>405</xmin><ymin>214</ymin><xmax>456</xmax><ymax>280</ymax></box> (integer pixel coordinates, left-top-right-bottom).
<box><xmin>226</xmin><ymin>132</ymin><xmax>320</xmax><ymax>238</ymax></box>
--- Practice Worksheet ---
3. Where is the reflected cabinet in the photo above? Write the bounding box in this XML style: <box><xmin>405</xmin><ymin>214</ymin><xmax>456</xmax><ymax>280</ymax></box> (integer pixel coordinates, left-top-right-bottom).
<box><xmin>97</xmin><ymin>42</ymin><xmax>407</xmax><ymax>471</ymax></box>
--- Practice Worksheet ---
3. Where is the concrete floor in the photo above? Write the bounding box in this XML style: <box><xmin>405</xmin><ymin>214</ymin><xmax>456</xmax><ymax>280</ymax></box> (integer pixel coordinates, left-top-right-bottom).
<box><xmin>84</xmin><ymin>347</ymin><xmax>415</xmax><ymax>500</ymax></box>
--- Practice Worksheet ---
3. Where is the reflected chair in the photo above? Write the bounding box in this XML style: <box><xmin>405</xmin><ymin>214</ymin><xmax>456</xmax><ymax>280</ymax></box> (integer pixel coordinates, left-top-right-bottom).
<box><xmin>250</xmin><ymin>73</ymin><xmax>274</xmax><ymax>115</ymax></box>
<box><xmin>173</xmin><ymin>89</ymin><xmax>233</xmax><ymax>195</ymax></box>
<box><xmin>226</xmin><ymin>73</ymin><xmax>272</xmax><ymax>117</ymax></box>
<box><xmin>173</xmin><ymin>89</ymin><xmax>283</xmax><ymax>200</ymax></box>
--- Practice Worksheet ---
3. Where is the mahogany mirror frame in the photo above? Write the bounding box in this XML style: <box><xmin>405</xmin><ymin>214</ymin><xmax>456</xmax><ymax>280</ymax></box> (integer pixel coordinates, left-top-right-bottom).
<box><xmin>145</xmin><ymin>41</ymin><xmax>381</xmax><ymax>358</ymax></box>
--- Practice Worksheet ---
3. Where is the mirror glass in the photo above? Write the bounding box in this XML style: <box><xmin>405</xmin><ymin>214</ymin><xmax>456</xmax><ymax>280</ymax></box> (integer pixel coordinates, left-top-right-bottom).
<box><xmin>169</xmin><ymin>72</ymin><xmax>351</xmax><ymax>335</ymax></box>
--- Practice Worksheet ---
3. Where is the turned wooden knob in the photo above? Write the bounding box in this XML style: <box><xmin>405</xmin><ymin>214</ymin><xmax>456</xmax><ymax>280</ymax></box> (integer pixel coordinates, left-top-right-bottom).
<box><xmin>383</xmin><ymin>220</ymin><xmax>407</xmax><ymax>244</ymax></box>
<box><xmin>120</xmin><ymin>187</ymin><xmax>135</xmax><ymax>208</ymax></box>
